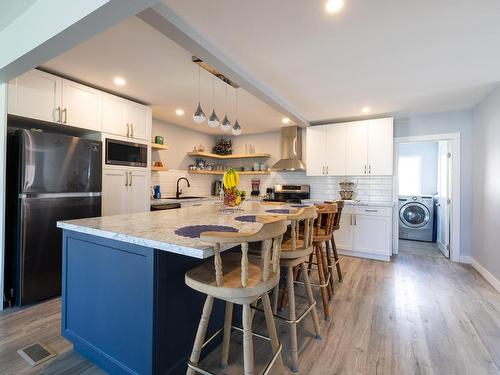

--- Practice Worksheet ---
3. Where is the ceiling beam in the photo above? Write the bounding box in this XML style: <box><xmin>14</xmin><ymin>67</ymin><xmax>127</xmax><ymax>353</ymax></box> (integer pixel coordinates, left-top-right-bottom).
<box><xmin>137</xmin><ymin>3</ymin><xmax>309</xmax><ymax>127</ymax></box>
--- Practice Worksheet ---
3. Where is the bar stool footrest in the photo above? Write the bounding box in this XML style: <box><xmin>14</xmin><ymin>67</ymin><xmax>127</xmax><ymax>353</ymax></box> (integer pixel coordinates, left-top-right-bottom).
<box><xmin>252</xmin><ymin>300</ymin><xmax>317</xmax><ymax>325</ymax></box>
<box><xmin>187</xmin><ymin>325</ymin><xmax>282</xmax><ymax>375</ymax></box>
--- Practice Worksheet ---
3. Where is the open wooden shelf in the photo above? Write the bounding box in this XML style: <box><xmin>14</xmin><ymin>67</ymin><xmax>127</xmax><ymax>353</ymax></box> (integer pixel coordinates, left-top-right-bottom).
<box><xmin>152</xmin><ymin>143</ymin><xmax>169</xmax><ymax>150</ymax></box>
<box><xmin>151</xmin><ymin>166</ymin><xmax>169</xmax><ymax>171</ymax></box>
<box><xmin>188</xmin><ymin>170</ymin><xmax>270</xmax><ymax>176</ymax></box>
<box><xmin>187</xmin><ymin>151</ymin><xmax>270</xmax><ymax>159</ymax></box>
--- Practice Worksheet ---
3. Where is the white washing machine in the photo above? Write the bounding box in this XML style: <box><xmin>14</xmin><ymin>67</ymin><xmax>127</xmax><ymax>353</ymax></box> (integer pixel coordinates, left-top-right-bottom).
<box><xmin>398</xmin><ymin>195</ymin><xmax>435</xmax><ymax>242</ymax></box>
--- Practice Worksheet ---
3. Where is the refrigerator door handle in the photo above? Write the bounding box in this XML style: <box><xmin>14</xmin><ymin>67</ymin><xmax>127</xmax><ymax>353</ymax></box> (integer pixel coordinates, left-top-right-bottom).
<box><xmin>19</xmin><ymin>192</ymin><xmax>102</xmax><ymax>199</ymax></box>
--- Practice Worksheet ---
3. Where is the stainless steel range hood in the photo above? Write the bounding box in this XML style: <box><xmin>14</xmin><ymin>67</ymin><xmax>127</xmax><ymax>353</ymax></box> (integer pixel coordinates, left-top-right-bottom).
<box><xmin>271</xmin><ymin>126</ymin><xmax>306</xmax><ymax>172</ymax></box>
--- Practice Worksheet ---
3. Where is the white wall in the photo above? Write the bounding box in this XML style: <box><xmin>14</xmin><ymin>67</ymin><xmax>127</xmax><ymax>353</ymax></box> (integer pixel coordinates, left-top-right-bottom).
<box><xmin>399</xmin><ymin>141</ymin><xmax>438</xmax><ymax>195</ymax></box>
<box><xmin>472</xmin><ymin>87</ymin><xmax>500</xmax><ymax>285</ymax></box>
<box><xmin>150</xmin><ymin>119</ymin><xmax>217</xmax><ymax>197</ymax></box>
<box><xmin>394</xmin><ymin>110</ymin><xmax>473</xmax><ymax>257</ymax></box>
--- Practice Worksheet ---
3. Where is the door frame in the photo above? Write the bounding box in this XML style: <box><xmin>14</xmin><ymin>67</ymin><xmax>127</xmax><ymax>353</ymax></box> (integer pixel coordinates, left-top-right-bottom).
<box><xmin>393</xmin><ymin>133</ymin><xmax>461</xmax><ymax>262</ymax></box>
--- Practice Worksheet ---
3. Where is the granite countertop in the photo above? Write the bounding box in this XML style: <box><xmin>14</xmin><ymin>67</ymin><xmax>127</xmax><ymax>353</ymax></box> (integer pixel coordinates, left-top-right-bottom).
<box><xmin>150</xmin><ymin>196</ymin><xmax>218</xmax><ymax>205</ymax></box>
<box><xmin>150</xmin><ymin>196</ymin><xmax>263</xmax><ymax>205</ymax></box>
<box><xmin>301</xmin><ymin>199</ymin><xmax>395</xmax><ymax>207</ymax></box>
<box><xmin>57</xmin><ymin>202</ymin><xmax>298</xmax><ymax>259</ymax></box>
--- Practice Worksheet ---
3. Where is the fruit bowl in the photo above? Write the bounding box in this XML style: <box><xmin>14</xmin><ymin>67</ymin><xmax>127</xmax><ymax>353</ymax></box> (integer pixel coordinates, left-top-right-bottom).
<box><xmin>221</xmin><ymin>168</ymin><xmax>246</xmax><ymax>210</ymax></box>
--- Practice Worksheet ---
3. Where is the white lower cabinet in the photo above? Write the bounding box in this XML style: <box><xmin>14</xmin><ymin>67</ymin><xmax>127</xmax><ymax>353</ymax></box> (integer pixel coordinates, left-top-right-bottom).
<box><xmin>102</xmin><ymin>168</ymin><xmax>149</xmax><ymax>216</ymax></box>
<box><xmin>335</xmin><ymin>205</ymin><xmax>392</xmax><ymax>261</ymax></box>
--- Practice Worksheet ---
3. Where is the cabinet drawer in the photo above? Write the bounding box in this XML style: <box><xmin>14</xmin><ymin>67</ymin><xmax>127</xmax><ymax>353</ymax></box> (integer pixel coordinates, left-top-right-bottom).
<box><xmin>353</xmin><ymin>206</ymin><xmax>391</xmax><ymax>217</ymax></box>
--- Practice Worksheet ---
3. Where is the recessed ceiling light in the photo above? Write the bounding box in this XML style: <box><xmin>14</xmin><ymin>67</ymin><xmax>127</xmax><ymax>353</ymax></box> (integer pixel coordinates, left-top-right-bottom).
<box><xmin>113</xmin><ymin>77</ymin><xmax>126</xmax><ymax>86</ymax></box>
<box><xmin>326</xmin><ymin>0</ymin><xmax>344</xmax><ymax>14</ymax></box>
<box><xmin>175</xmin><ymin>109</ymin><xmax>185</xmax><ymax>116</ymax></box>
<box><xmin>282</xmin><ymin>117</ymin><xmax>290</xmax><ymax>124</ymax></box>
<box><xmin>361</xmin><ymin>106</ymin><xmax>371</xmax><ymax>113</ymax></box>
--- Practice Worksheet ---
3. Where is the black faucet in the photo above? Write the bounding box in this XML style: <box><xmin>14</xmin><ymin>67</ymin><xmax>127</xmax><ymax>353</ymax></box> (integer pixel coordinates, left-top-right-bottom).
<box><xmin>176</xmin><ymin>177</ymin><xmax>191</xmax><ymax>198</ymax></box>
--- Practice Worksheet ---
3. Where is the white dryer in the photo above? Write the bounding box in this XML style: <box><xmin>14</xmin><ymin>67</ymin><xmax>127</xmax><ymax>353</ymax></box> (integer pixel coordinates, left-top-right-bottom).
<box><xmin>398</xmin><ymin>195</ymin><xmax>434</xmax><ymax>242</ymax></box>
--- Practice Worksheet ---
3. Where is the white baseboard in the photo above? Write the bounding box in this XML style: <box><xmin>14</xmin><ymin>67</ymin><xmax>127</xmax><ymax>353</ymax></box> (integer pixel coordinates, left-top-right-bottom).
<box><xmin>459</xmin><ymin>255</ymin><xmax>472</xmax><ymax>264</ymax></box>
<box><xmin>469</xmin><ymin>258</ymin><xmax>500</xmax><ymax>293</ymax></box>
<box><xmin>338</xmin><ymin>249</ymin><xmax>391</xmax><ymax>262</ymax></box>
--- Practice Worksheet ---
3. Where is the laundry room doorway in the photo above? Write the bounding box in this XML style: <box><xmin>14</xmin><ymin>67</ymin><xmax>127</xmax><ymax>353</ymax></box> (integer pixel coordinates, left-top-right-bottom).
<box><xmin>393</xmin><ymin>134</ymin><xmax>460</xmax><ymax>262</ymax></box>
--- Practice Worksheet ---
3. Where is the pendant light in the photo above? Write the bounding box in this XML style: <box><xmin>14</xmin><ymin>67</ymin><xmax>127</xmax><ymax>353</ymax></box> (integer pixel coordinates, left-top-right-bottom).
<box><xmin>220</xmin><ymin>84</ymin><xmax>232</xmax><ymax>131</ymax></box>
<box><xmin>207</xmin><ymin>76</ymin><xmax>220</xmax><ymax>128</ymax></box>
<box><xmin>193</xmin><ymin>65</ymin><xmax>206</xmax><ymax>124</ymax></box>
<box><xmin>232</xmin><ymin>89</ymin><xmax>242</xmax><ymax>135</ymax></box>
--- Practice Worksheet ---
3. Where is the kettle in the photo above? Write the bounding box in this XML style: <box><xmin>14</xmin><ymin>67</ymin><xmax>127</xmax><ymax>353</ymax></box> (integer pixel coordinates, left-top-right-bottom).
<box><xmin>152</xmin><ymin>185</ymin><xmax>161</xmax><ymax>199</ymax></box>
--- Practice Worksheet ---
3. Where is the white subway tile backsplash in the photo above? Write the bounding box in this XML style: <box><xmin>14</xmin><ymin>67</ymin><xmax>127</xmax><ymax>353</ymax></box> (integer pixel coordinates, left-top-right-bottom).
<box><xmin>151</xmin><ymin>170</ymin><xmax>393</xmax><ymax>203</ymax></box>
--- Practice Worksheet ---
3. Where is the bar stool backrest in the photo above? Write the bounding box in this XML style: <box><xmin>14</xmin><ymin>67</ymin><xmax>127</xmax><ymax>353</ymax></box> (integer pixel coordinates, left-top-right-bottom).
<box><xmin>313</xmin><ymin>203</ymin><xmax>338</xmax><ymax>242</ymax></box>
<box><xmin>200</xmin><ymin>216</ymin><xmax>287</xmax><ymax>287</ymax></box>
<box><xmin>325</xmin><ymin>200</ymin><xmax>344</xmax><ymax>231</ymax></box>
<box><xmin>287</xmin><ymin>206</ymin><xmax>318</xmax><ymax>253</ymax></box>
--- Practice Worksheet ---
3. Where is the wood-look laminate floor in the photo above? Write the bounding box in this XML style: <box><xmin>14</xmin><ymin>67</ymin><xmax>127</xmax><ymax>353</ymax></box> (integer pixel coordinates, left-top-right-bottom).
<box><xmin>1</xmin><ymin>253</ymin><xmax>499</xmax><ymax>375</ymax></box>
<box><xmin>399</xmin><ymin>239</ymin><xmax>445</xmax><ymax>258</ymax></box>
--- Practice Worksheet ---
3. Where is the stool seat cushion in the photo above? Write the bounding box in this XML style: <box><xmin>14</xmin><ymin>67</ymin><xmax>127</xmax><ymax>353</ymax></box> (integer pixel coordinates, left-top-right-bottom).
<box><xmin>185</xmin><ymin>253</ymin><xmax>279</xmax><ymax>302</ymax></box>
<box><xmin>280</xmin><ymin>239</ymin><xmax>313</xmax><ymax>259</ymax></box>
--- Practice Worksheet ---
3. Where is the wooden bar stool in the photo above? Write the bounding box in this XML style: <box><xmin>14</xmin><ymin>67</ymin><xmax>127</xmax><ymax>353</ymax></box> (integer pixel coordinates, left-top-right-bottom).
<box><xmin>268</xmin><ymin>206</ymin><xmax>321</xmax><ymax>372</ymax></box>
<box><xmin>324</xmin><ymin>200</ymin><xmax>344</xmax><ymax>286</ymax></box>
<box><xmin>185</xmin><ymin>216</ymin><xmax>287</xmax><ymax>375</ymax></box>
<box><xmin>307</xmin><ymin>203</ymin><xmax>338</xmax><ymax>321</ymax></box>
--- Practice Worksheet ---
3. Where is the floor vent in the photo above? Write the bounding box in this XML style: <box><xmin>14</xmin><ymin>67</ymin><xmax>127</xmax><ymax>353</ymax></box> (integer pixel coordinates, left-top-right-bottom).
<box><xmin>17</xmin><ymin>342</ymin><xmax>56</xmax><ymax>367</ymax></box>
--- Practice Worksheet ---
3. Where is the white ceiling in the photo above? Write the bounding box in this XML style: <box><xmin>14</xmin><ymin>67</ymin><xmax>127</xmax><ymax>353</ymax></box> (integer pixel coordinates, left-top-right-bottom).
<box><xmin>162</xmin><ymin>0</ymin><xmax>500</xmax><ymax>122</ymax></box>
<box><xmin>43</xmin><ymin>17</ymin><xmax>287</xmax><ymax>135</ymax></box>
<box><xmin>0</xmin><ymin>0</ymin><xmax>37</xmax><ymax>32</ymax></box>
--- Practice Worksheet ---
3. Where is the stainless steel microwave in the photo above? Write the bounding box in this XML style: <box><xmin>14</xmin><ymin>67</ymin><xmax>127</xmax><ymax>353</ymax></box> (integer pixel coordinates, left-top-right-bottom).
<box><xmin>105</xmin><ymin>138</ymin><xmax>147</xmax><ymax>167</ymax></box>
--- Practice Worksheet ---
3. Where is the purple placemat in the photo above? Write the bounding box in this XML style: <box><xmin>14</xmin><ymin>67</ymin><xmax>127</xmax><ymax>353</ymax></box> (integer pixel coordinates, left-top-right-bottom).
<box><xmin>234</xmin><ymin>215</ymin><xmax>257</xmax><ymax>223</ymax></box>
<box><xmin>265</xmin><ymin>209</ymin><xmax>290</xmax><ymax>214</ymax></box>
<box><xmin>175</xmin><ymin>225</ymin><xmax>238</xmax><ymax>239</ymax></box>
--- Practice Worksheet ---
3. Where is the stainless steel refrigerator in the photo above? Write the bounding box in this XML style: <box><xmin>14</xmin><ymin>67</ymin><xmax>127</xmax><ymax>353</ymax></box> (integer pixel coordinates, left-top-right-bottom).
<box><xmin>5</xmin><ymin>129</ymin><xmax>102</xmax><ymax>307</ymax></box>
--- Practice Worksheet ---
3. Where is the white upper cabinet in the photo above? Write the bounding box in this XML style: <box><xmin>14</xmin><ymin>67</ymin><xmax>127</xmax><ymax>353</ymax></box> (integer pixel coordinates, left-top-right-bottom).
<box><xmin>8</xmin><ymin>70</ymin><xmax>62</xmax><ymax>123</ymax></box>
<box><xmin>102</xmin><ymin>94</ymin><xmax>127</xmax><ymax>137</ymax></box>
<box><xmin>306</xmin><ymin>118</ymin><xmax>393</xmax><ymax>176</ymax></box>
<box><xmin>367</xmin><ymin>118</ymin><xmax>393</xmax><ymax>175</ymax></box>
<box><xmin>102</xmin><ymin>93</ymin><xmax>150</xmax><ymax>141</ymax></box>
<box><xmin>7</xmin><ymin>70</ymin><xmax>152</xmax><ymax>139</ymax></box>
<box><xmin>345</xmin><ymin>121</ymin><xmax>369</xmax><ymax>175</ymax></box>
<box><xmin>306</xmin><ymin>125</ymin><xmax>327</xmax><ymax>176</ymax></box>
<box><xmin>325</xmin><ymin>123</ymin><xmax>346</xmax><ymax>175</ymax></box>
<box><xmin>124</xmin><ymin>101</ymin><xmax>150</xmax><ymax>141</ymax></box>
<box><xmin>61</xmin><ymin>79</ymin><xmax>102</xmax><ymax>131</ymax></box>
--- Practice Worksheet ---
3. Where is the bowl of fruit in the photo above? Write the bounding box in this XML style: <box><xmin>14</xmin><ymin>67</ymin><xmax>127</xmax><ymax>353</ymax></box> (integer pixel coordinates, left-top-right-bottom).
<box><xmin>222</xmin><ymin>168</ymin><xmax>246</xmax><ymax>208</ymax></box>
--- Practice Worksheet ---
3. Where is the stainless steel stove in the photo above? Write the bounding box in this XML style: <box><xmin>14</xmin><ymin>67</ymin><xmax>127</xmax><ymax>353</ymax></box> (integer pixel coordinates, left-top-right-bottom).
<box><xmin>264</xmin><ymin>185</ymin><xmax>310</xmax><ymax>203</ymax></box>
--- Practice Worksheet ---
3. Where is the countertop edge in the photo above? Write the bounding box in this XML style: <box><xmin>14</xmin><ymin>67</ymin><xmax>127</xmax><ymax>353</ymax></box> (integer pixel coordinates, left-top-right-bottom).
<box><xmin>57</xmin><ymin>222</ymin><xmax>210</xmax><ymax>259</ymax></box>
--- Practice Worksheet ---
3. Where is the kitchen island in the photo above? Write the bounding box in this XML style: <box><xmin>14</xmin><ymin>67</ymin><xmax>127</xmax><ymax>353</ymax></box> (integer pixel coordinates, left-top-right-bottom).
<box><xmin>57</xmin><ymin>202</ymin><xmax>297</xmax><ymax>375</ymax></box>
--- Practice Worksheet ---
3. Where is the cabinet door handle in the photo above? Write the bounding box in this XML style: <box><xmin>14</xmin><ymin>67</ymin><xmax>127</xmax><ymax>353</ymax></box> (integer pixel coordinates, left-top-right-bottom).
<box><xmin>130</xmin><ymin>124</ymin><xmax>134</xmax><ymax>138</ymax></box>
<box><xmin>364</xmin><ymin>165</ymin><xmax>367</xmax><ymax>174</ymax></box>
<box><xmin>62</xmin><ymin>108</ymin><xmax>67</xmax><ymax>124</ymax></box>
<box><xmin>55</xmin><ymin>106</ymin><xmax>61</xmax><ymax>123</ymax></box>
<box><xmin>125</xmin><ymin>172</ymin><xmax>129</xmax><ymax>186</ymax></box>
<box><xmin>365</xmin><ymin>209</ymin><xmax>378</xmax><ymax>213</ymax></box>
<box><xmin>326</xmin><ymin>165</ymin><xmax>329</xmax><ymax>174</ymax></box>
<box><xmin>129</xmin><ymin>172</ymin><xmax>132</xmax><ymax>186</ymax></box>
<box><xmin>126</xmin><ymin>124</ymin><xmax>130</xmax><ymax>137</ymax></box>
<box><xmin>353</xmin><ymin>215</ymin><xmax>356</xmax><ymax>226</ymax></box>
<box><xmin>350</xmin><ymin>214</ymin><xmax>353</xmax><ymax>226</ymax></box>
<box><xmin>368</xmin><ymin>165</ymin><xmax>372</xmax><ymax>174</ymax></box>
